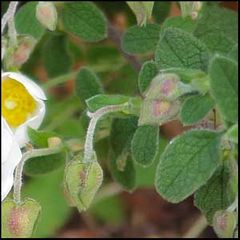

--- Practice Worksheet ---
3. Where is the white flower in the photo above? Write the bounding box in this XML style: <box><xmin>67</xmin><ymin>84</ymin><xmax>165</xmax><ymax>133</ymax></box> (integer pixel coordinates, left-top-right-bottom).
<box><xmin>1</xmin><ymin>117</ymin><xmax>22</xmax><ymax>201</ymax></box>
<box><xmin>2</xmin><ymin>72</ymin><xmax>46</xmax><ymax>147</ymax></box>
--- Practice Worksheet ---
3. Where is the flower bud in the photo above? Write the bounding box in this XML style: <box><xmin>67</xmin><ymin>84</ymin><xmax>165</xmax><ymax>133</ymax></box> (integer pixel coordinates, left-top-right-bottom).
<box><xmin>2</xmin><ymin>199</ymin><xmax>41</xmax><ymax>238</ymax></box>
<box><xmin>139</xmin><ymin>98</ymin><xmax>180</xmax><ymax>126</ymax></box>
<box><xmin>180</xmin><ymin>2</ymin><xmax>203</xmax><ymax>20</ymax></box>
<box><xmin>36</xmin><ymin>2</ymin><xmax>58</xmax><ymax>31</ymax></box>
<box><xmin>145</xmin><ymin>73</ymin><xmax>194</xmax><ymax>101</ymax></box>
<box><xmin>64</xmin><ymin>152</ymin><xmax>103</xmax><ymax>212</ymax></box>
<box><xmin>4</xmin><ymin>35</ymin><xmax>37</xmax><ymax>69</ymax></box>
<box><xmin>48</xmin><ymin>136</ymin><xmax>62</xmax><ymax>148</ymax></box>
<box><xmin>213</xmin><ymin>210</ymin><xmax>237</xmax><ymax>238</ymax></box>
<box><xmin>145</xmin><ymin>73</ymin><xmax>179</xmax><ymax>100</ymax></box>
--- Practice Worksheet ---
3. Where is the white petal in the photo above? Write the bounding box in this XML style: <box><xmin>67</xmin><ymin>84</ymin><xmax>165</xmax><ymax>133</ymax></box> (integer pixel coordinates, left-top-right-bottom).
<box><xmin>14</xmin><ymin>100</ymin><xmax>46</xmax><ymax>147</ymax></box>
<box><xmin>1</xmin><ymin>118</ymin><xmax>22</xmax><ymax>201</ymax></box>
<box><xmin>1</xmin><ymin>117</ymin><xmax>13</xmax><ymax>163</ymax></box>
<box><xmin>2</xmin><ymin>72</ymin><xmax>47</xmax><ymax>100</ymax></box>
<box><xmin>1</xmin><ymin>175</ymin><xmax>14</xmax><ymax>201</ymax></box>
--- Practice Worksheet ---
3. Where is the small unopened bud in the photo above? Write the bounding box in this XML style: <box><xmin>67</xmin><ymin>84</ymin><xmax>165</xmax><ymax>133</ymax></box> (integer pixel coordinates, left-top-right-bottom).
<box><xmin>180</xmin><ymin>1</ymin><xmax>203</xmax><ymax>20</ymax></box>
<box><xmin>139</xmin><ymin>98</ymin><xmax>180</xmax><ymax>126</ymax></box>
<box><xmin>145</xmin><ymin>73</ymin><xmax>180</xmax><ymax>100</ymax></box>
<box><xmin>213</xmin><ymin>210</ymin><xmax>237</xmax><ymax>238</ymax></box>
<box><xmin>36</xmin><ymin>2</ymin><xmax>58</xmax><ymax>31</ymax></box>
<box><xmin>64</xmin><ymin>152</ymin><xmax>103</xmax><ymax>212</ymax></box>
<box><xmin>2</xmin><ymin>199</ymin><xmax>41</xmax><ymax>238</ymax></box>
<box><xmin>48</xmin><ymin>137</ymin><xmax>62</xmax><ymax>148</ymax></box>
<box><xmin>5</xmin><ymin>35</ymin><xmax>37</xmax><ymax>69</ymax></box>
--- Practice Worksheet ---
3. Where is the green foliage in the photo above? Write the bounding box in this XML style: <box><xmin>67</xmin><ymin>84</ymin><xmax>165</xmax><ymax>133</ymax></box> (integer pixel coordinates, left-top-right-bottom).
<box><xmin>155</xmin><ymin>130</ymin><xmax>221</xmax><ymax>203</ymax></box>
<box><xmin>62</xmin><ymin>2</ymin><xmax>107</xmax><ymax>42</ymax></box>
<box><xmin>86</xmin><ymin>94</ymin><xmax>130</xmax><ymax>112</ymax></box>
<box><xmin>152</xmin><ymin>1</ymin><xmax>171</xmax><ymax>24</ymax></box>
<box><xmin>24</xmin><ymin>128</ymin><xmax>66</xmax><ymax>176</ymax></box>
<box><xmin>209</xmin><ymin>56</ymin><xmax>238</xmax><ymax>123</ymax></box>
<box><xmin>180</xmin><ymin>94</ymin><xmax>215</xmax><ymax>125</ymax></box>
<box><xmin>75</xmin><ymin>67</ymin><xmax>104</xmax><ymax>103</ymax></box>
<box><xmin>24</xmin><ymin>153</ymin><xmax>66</xmax><ymax>176</ymax></box>
<box><xmin>15</xmin><ymin>2</ymin><xmax>45</xmax><ymax>40</ymax></box>
<box><xmin>225</xmin><ymin>124</ymin><xmax>238</xmax><ymax>144</ymax></box>
<box><xmin>1</xmin><ymin>2</ymin><xmax>238</xmax><ymax>237</ymax></box>
<box><xmin>162</xmin><ymin>16</ymin><xmax>196</xmax><ymax>33</ymax></box>
<box><xmin>42</xmin><ymin>34</ymin><xmax>72</xmax><ymax>78</ymax></box>
<box><xmin>194</xmin><ymin>4</ymin><xmax>237</xmax><ymax>55</ymax></box>
<box><xmin>27</xmin><ymin>127</ymin><xmax>59</xmax><ymax>148</ymax></box>
<box><xmin>109</xmin><ymin>117</ymin><xmax>138</xmax><ymax>190</ymax></box>
<box><xmin>135</xmin><ymin>135</ymin><xmax>168</xmax><ymax>188</ymax></box>
<box><xmin>155</xmin><ymin>27</ymin><xmax>209</xmax><ymax>71</ymax></box>
<box><xmin>109</xmin><ymin>150</ymin><xmax>136</xmax><ymax>191</ymax></box>
<box><xmin>138</xmin><ymin>61</ymin><xmax>158</xmax><ymax>94</ymax></box>
<box><xmin>194</xmin><ymin>163</ymin><xmax>236</xmax><ymax>224</ymax></box>
<box><xmin>122</xmin><ymin>24</ymin><xmax>161</xmax><ymax>54</ymax></box>
<box><xmin>131</xmin><ymin>125</ymin><xmax>159</xmax><ymax>167</ymax></box>
<box><xmin>110</xmin><ymin>117</ymin><xmax>138</xmax><ymax>156</ymax></box>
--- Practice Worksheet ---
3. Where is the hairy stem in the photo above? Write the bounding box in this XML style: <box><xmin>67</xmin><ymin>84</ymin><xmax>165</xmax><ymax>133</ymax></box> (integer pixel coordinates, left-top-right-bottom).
<box><xmin>13</xmin><ymin>146</ymin><xmax>63</xmax><ymax>204</ymax></box>
<box><xmin>83</xmin><ymin>104</ymin><xmax>125</xmax><ymax>163</ymax></box>
<box><xmin>1</xmin><ymin>1</ymin><xmax>18</xmax><ymax>35</ymax></box>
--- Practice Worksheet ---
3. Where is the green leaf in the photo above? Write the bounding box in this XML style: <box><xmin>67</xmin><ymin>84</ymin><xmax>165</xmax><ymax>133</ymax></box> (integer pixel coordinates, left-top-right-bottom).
<box><xmin>162</xmin><ymin>16</ymin><xmax>196</xmax><ymax>33</ymax></box>
<box><xmin>225</xmin><ymin>124</ymin><xmax>238</xmax><ymax>144</ymax></box>
<box><xmin>24</xmin><ymin>152</ymin><xmax>66</xmax><ymax>176</ymax></box>
<box><xmin>155</xmin><ymin>27</ymin><xmax>209</xmax><ymax>71</ymax></box>
<box><xmin>163</xmin><ymin>68</ymin><xmax>206</xmax><ymax>84</ymax></box>
<box><xmin>42</xmin><ymin>34</ymin><xmax>72</xmax><ymax>78</ymax></box>
<box><xmin>64</xmin><ymin>153</ymin><xmax>103</xmax><ymax>212</ymax></box>
<box><xmin>194</xmin><ymin>164</ymin><xmax>236</xmax><ymax>224</ymax></box>
<box><xmin>180</xmin><ymin>94</ymin><xmax>215</xmax><ymax>125</ymax></box>
<box><xmin>152</xmin><ymin>1</ymin><xmax>171</xmax><ymax>24</ymax></box>
<box><xmin>86</xmin><ymin>94</ymin><xmax>130</xmax><ymax>112</ymax></box>
<box><xmin>109</xmin><ymin>117</ymin><xmax>138</xmax><ymax>190</ymax></box>
<box><xmin>25</xmin><ymin>128</ymin><xmax>66</xmax><ymax>176</ymax></box>
<box><xmin>75</xmin><ymin>67</ymin><xmax>104</xmax><ymax>103</ymax></box>
<box><xmin>126</xmin><ymin>2</ymin><xmax>154</xmax><ymax>26</ymax></box>
<box><xmin>2</xmin><ymin>198</ymin><xmax>41</xmax><ymax>238</ymax></box>
<box><xmin>138</xmin><ymin>61</ymin><xmax>158</xmax><ymax>94</ymax></box>
<box><xmin>155</xmin><ymin>129</ymin><xmax>221</xmax><ymax>203</ymax></box>
<box><xmin>209</xmin><ymin>56</ymin><xmax>238</xmax><ymax>123</ymax></box>
<box><xmin>135</xmin><ymin>135</ymin><xmax>168</xmax><ymax>188</ymax></box>
<box><xmin>110</xmin><ymin>117</ymin><xmax>138</xmax><ymax>155</ymax></box>
<box><xmin>109</xmin><ymin>149</ymin><xmax>136</xmax><ymax>191</ymax></box>
<box><xmin>122</xmin><ymin>24</ymin><xmax>161</xmax><ymax>54</ymax></box>
<box><xmin>131</xmin><ymin>125</ymin><xmax>159</xmax><ymax>167</ymax></box>
<box><xmin>15</xmin><ymin>2</ymin><xmax>45</xmax><ymax>40</ymax></box>
<box><xmin>194</xmin><ymin>5</ymin><xmax>237</xmax><ymax>55</ymax></box>
<box><xmin>228</xmin><ymin>44</ymin><xmax>238</xmax><ymax>62</ymax></box>
<box><xmin>27</xmin><ymin>127</ymin><xmax>59</xmax><ymax>148</ymax></box>
<box><xmin>62</xmin><ymin>2</ymin><xmax>107</xmax><ymax>42</ymax></box>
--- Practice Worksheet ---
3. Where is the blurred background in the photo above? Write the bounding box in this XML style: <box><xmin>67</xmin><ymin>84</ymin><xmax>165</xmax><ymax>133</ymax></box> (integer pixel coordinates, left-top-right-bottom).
<box><xmin>1</xmin><ymin>1</ymin><xmax>238</xmax><ymax>238</ymax></box>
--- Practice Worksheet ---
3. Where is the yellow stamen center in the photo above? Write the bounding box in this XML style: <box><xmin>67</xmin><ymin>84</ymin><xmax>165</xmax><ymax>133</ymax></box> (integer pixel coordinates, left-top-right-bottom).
<box><xmin>2</xmin><ymin>78</ymin><xmax>37</xmax><ymax>128</ymax></box>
